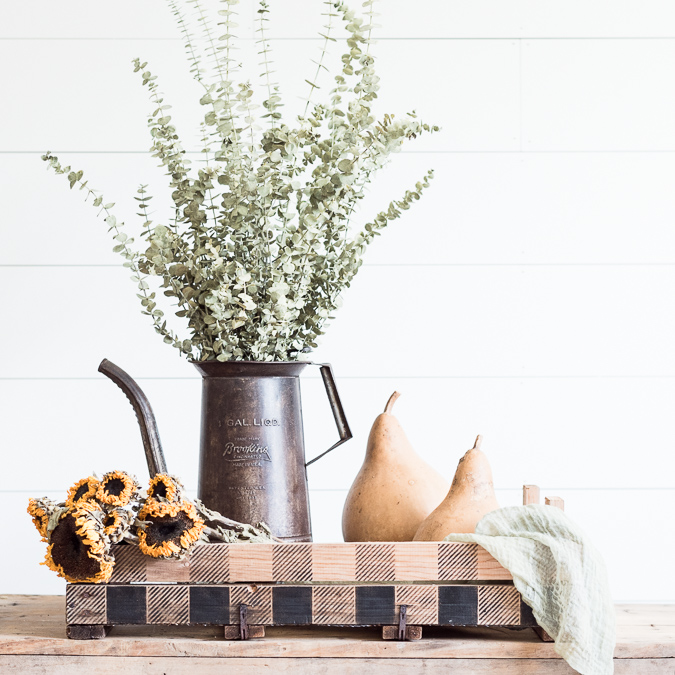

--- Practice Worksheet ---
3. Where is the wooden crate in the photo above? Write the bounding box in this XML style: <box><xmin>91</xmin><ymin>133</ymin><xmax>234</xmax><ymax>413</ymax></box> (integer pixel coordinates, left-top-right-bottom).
<box><xmin>66</xmin><ymin>488</ymin><xmax>562</xmax><ymax>640</ymax></box>
<box><xmin>66</xmin><ymin>541</ymin><xmax>537</xmax><ymax>640</ymax></box>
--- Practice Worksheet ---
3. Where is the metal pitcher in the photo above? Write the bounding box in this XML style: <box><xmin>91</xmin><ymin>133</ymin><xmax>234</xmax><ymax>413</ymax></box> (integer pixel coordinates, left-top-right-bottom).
<box><xmin>193</xmin><ymin>361</ymin><xmax>352</xmax><ymax>542</ymax></box>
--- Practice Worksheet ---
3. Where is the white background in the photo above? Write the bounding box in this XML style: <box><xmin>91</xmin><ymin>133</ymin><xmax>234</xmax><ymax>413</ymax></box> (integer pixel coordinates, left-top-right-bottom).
<box><xmin>1</xmin><ymin>0</ymin><xmax>674</xmax><ymax>602</ymax></box>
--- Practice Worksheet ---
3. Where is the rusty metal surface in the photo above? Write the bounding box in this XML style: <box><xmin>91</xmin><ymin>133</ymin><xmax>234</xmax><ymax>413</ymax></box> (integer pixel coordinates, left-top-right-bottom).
<box><xmin>98</xmin><ymin>358</ymin><xmax>168</xmax><ymax>477</ymax></box>
<box><xmin>193</xmin><ymin>361</ymin><xmax>351</xmax><ymax>543</ymax></box>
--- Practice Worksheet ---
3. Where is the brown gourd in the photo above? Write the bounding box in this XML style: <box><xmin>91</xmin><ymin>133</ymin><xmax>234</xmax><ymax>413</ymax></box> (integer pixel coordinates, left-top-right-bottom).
<box><xmin>342</xmin><ymin>392</ymin><xmax>449</xmax><ymax>542</ymax></box>
<box><xmin>413</xmin><ymin>435</ymin><xmax>499</xmax><ymax>541</ymax></box>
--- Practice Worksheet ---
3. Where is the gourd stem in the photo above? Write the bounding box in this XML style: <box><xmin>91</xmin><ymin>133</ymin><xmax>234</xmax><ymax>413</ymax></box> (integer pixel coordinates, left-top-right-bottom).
<box><xmin>473</xmin><ymin>435</ymin><xmax>483</xmax><ymax>451</ymax></box>
<box><xmin>384</xmin><ymin>391</ymin><xmax>401</xmax><ymax>413</ymax></box>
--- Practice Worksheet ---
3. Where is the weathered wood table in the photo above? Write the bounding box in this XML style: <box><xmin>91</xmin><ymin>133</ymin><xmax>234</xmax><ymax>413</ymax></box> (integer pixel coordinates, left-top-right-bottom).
<box><xmin>0</xmin><ymin>596</ymin><xmax>672</xmax><ymax>673</ymax></box>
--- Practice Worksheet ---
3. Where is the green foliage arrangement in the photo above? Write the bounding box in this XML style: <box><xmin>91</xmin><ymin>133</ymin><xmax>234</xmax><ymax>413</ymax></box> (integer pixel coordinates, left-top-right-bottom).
<box><xmin>43</xmin><ymin>0</ymin><xmax>438</xmax><ymax>362</ymax></box>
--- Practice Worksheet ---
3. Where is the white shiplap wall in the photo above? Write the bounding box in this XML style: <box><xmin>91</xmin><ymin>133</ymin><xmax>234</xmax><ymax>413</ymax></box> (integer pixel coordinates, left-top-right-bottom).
<box><xmin>2</xmin><ymin>0</ymin><xmax>675</xmax><ymax>602</ymax></box>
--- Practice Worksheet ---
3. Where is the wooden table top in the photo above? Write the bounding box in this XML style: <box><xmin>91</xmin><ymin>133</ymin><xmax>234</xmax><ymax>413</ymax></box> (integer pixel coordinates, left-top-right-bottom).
<box><xmin>1</xmin><ymin>596</ymin><xmax>673</xmax><ymax>673</ymax></box>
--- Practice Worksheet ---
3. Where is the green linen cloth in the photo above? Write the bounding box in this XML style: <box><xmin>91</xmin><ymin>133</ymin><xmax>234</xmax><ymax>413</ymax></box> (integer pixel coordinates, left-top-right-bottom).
<box><xmin>445</xmin><ymin>505</ymin><xmax>615</xmax><ymax>675</ymax></box>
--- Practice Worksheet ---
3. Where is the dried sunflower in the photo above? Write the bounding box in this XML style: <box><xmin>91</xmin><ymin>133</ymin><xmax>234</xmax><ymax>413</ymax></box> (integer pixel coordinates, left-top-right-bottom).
<box><xmin>27</xmin><ymin>497</ymin><xmax>58</xmax><ymax>542</ymax></box>
<box><xmin>147</xmin><ymin>474</ymin><xmax>183</xmax><ymax>503</ymax></box>
<box><xmin>96</xmin><ymin>470</ymin><xmax>139</xmax><ymax>507</ymax></box>
<box><xmin>137</xmin><ymin>500</ymin><xmax>204</xmax><ymax>559</ymax></box>
<box><xmin>65</xmin><ymin>476</ymin><xmax>100</xmax><ymax>508</ymax></box>
<box><xmin>102</xmin><ymin>507</ymin><xmax>135</xmax><ymax>544</ymax></box>
<box><xmin>43</xmin><ymin>503</ymin><xmax>114</xmax><ymax>583</ymax></box>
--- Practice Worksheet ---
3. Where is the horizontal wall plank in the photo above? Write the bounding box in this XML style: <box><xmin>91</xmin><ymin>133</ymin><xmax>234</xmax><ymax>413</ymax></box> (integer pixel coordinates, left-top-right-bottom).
<box><xmin>0</xmin><ymin>39</ymin><xmax>520</xmax><ymax>152</ymax></box>
<box><xmin>269</xmin><ymin>1</ymin><xmax>675</xmax><ymax>40</ymax></box>
<box><xmin>523</xmin><ymin>39</ymin><xmax>675</xmax><ymax>150</ymax></box>
<box><xmin>1</xmin><ymin>266</ymin><xmax>674</xmax><ymax>380</ymax></box>
<box><xmin>2</xmin><ymin>376</ymin><xmax>674</xmax><ymax>491</ymax></box>
<box><xmin>0</xmin><ymin>1</ymin><xmax>255</xmax><ymax>39</ymax></box>
<box><xmin>7</xmin><ymin>152</ymin><xmax>675</xmax><ymax>266</ymax></box>
<box><xmin>6</xmin><ymin>489</ymin><xmax>674</xmax><ymax>601</ymax></box>
<box><xmin>7</xmin><ymin>38</ymin><xmax>675</xmax><ymax>154</ymax></box>
<box><xmin>4</xmin><ymin>1</ymin><xmax>675</xmax><ymax>39</ymax></box>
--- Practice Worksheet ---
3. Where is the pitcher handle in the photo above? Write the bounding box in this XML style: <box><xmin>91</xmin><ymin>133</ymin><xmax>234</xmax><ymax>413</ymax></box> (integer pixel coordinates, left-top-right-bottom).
<box><xmin>305</xmin><ymin>363</ymin><xmax>353</xmax><ymax>467</ymax></box>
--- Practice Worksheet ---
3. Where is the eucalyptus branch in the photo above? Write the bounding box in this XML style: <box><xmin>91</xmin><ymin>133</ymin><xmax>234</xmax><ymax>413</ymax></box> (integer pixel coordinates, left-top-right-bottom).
<box><xmin>304</xmin><ymin>1</ymin><xmax>337</xmax><ymax>116</ymax></box>
<box><xmin>168</xmin><ymin>0</ymin><xmax>205</xmax><ymax>84</ymax></box>
<box><xmin>42</xmin><ymin>0</ymin><xmax>439</xmax><ymax>363</ymax></box>
<box><xmin>256</xmin><ymin>1</ymin><xmax>281</xmax><ymax>129</ymax></box>
<box><xmin>41</xmin><ymin>153</ymin><xmax>191</xmax><ymax>356</ymax></box>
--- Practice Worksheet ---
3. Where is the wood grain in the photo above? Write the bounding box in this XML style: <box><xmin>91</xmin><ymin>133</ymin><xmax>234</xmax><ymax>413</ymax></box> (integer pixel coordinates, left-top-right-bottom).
<box><xmin>109</xmin><ymin>542</ymin><xmax>511</xmax><ymax>583</ymax></box>
<box><xmin>145</xmin><ymin>557</ymin><xmax>190</xmax><ymax>583</ymax></box>
<box><xmin>310</xmin><ymin>543</ymin><xmax>356</xmax><ymax>581</ymax></box>
<box><xmin>522</xmin><ymin>486</ymin><xmax>540</xmax><ymax>506</ymax></box>
<box><xmin>394</xmin><ymin>543</ymin><xmax>439</xmax><ymax>581</ymax></box>
<box><xmin>228</xmin><ymin>546</ymin><xmax>274</xmax><ymax>583</ymax></box>
<box><xmin>0</xmin><ymin>655</ymin><xmax>672</xmax><ymax>674</ymax></box>
<box><xmin>476</xmin><ymin>548</ymin><xmax>513</xmax><ymax>581</ymax></box>
<box><xmin>545</xmin><ymin>497</ymin><xmax>565</xmax><ymax>511</ymax></box>
<box><xmin>311</xmin><ymin>586</ymin><xmax>355</xmax><ymax>625</ymax></box>
<box><xmin>2</xmin><ymin>597</ymin><xmax>674</xmax><ymax>660</ymax></box>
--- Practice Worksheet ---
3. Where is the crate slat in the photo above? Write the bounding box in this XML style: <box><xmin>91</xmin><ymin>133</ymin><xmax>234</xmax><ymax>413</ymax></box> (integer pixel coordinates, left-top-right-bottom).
<box><xmin>109</xmin><ymin>542</ymin><xmax>511</xmax><ymax>584</ymax></box>
<box><xmin>66</xmin><ymin>583</ymin><xmax>534</xmax><ymax>628</ymax></box>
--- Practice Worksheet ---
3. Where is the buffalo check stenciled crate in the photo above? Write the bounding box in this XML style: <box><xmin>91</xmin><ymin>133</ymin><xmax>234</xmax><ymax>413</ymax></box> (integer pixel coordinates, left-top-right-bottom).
<box><xmin>65</xmin><ymin>541</ymin><xmax>539</xmax><ymax>638</ymax></box>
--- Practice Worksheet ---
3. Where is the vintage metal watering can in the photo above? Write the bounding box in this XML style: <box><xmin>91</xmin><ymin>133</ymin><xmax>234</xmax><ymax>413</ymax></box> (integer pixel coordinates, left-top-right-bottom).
<box><xmin>98</xmin><ymin>359</ymin><xmax>352</xmax><ymax>542</ymax></box>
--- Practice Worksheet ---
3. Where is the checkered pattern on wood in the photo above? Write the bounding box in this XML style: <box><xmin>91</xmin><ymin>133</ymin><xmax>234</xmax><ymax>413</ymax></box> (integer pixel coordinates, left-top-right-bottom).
<box><xmin>66</xmin><ymin>584</ymin><xmax>106</xmax><ymax>625</ymax></box>
<box><xmin>273</xmin><ymin>543</ymin><xmax>312</xmax><ymax>582</ymax></box>
<box><xmin>147</xmin><ymin>585</ymin><xmax>189</xmax><ymax>625</ymax></box>
<box><xmin>110</xmin><ymin>545</ymin><xmax>146</xmax><ymax>583</ymax></box>
<box><xmin>395</xmin><ymin>585</ymin><xmax>439</xmax><ymax>624</ymax></box>
<box><xmin>478</xmin><ymin>585</ymin><xmax>521</xmax><ymax>626</ymax></box>
<box><xmin>190</xmin><ymin>543</ymin><xmax>229</xmax><ymax>583</ymax></box>
<box><xmin>66</xmin><ymin>582</ymin><xmax>537</xmax><ymax>629</ymax></box>
<box><xmin>108</xmin><ymin>541</ymin><xmax>510</xmax><ymax>584</ymax></box>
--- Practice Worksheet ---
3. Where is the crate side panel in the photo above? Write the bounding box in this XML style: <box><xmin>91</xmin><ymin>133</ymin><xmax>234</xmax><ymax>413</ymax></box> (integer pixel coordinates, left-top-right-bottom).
<box><xmin>110</xmin><ymin>544</ymin><xmax>146</xmax><ymax>583</ymax></box>
<box><xmin>190</xmin><ymin>586</ymin><xmax>231</xmax><ymax>625</ymax></box>
<box><xmin>106</xmin><ymin>585</ymin><xmax>147</xmax><ymax>625</ymax></box>
<box><xmin>438</xmin><ymin>585</ymin><xmax>478</xmax><ymax>626</ymax></box>
<box><xmin>190</xmin><ymin>544</ymin><xmax>230</xmax><ymax>583</ymax></box>
<box><xmin>395</xmin><ymin>584</ymin><xmax>439</xmax><ymax>624</ymax></box>
<box><xmin>228</xmin><ymin>545</ymin><xmax>273</xmax><ymax>582</ymax></box>
<box><xmin>311</xmin><ymin>543</ymin><xmax>356</xmax><ymax>582</ymax></box>
<box><xmin>66</xmin><ymin>584</ymin><xmax>106</xmax><ymax>625</ymax></box>
<box><xmin>147</xmin><ymin>584</ymin><xmax>189</xmax><ymax>625</ymax></box>
<box><xmin>478</xmin><ymin>585</ymin><xmax>521</xmax><ymax>625</ymax></box>
<box><xmin>229</xmin><ymin>585</ymin><xmax>273</xmax><ymax>624</ymax></box>
<box><xmin>311</xmin><ymin>585</ymin><xmax>356</xmax><ymax>625</ymax></box>
<box><xmin>273</xmin><ymin>543</ymin><xmax>312</xmax><ymax>582</ymax></box>
<box><xmin>438</xmin><ymin>543</ymin><xmax>478</xmax><ymax>581</ymax></box>
<box><xmin>394</xmin><ymin>543</ymin><xmax>439</xmax><ymax>581</ymax></box>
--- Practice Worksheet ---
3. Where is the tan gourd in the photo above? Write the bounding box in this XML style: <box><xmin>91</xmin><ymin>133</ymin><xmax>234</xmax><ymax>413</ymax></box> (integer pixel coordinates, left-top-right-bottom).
<box><xmin>342</xmin><ymin>392</ymin><xmax>450</xmax><ymax>542</ymax></box>
<box><xmin>413</xmin><ymin>435</ymin><xmax>499</xmax><ymax>541</ymax></box>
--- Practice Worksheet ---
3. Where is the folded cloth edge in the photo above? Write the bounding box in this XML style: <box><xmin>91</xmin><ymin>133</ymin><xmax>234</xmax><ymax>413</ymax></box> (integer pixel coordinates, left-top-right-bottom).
<box><xmin>444</xmin><ymin>504</ymin><xmax>616</xmax><ymax>675</ymax></box>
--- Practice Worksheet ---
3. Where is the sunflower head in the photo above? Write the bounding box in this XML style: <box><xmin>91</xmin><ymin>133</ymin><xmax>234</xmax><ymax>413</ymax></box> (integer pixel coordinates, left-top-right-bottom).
<box><xmin>27</xmin><ymin>497</ymin><xmax>57</xmax><ymax>542</ymax></box>
<box><xmin>102</xmin><ymin>507</ymin><xmax>135</xmax><ymax>544</ymax></box>
<box><xmin>96</xmin><ymin>470</ymin><xmax>139</xmax><ymax>507</ymax></box>
<box><xmin>147</xmin><ymin>474</ymin><xmax>183</xmax><ymax>503</ymax></box>
<box><xmin>65</xmin><ymin>476</ymin><xmax>100</xmax><ymax>508</ymax></box>
<box><xmin>43</xmin><ymin>504</ymin><xmax>113</xmax><ymax>583</ymax></box>
<box><xmin>137</xmin><ymin>499</ymin><xmax>205</xmax><ymax>559</ymax></box>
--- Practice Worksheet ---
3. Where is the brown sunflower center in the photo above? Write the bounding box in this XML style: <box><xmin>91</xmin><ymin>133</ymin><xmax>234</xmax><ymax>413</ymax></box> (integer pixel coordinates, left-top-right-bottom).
<box><xmin>144</xmin><ymin>512</ymin><xmax>194</xmax><ymax>547</ymax></box>
<box><xmin>103</xmin><ymin>478</ymin><xmax>126</xmax><ymax>496</ymax></box>
<box><xmin>73</xmin><ymin>483</ymin><xmax>91</xmax><ymax>502</ymax></box>
<box><xmin>49</xmin><ymin>515</ymin><xmax>103</xmax><ymax>581</ymax></box>
<box><xmin>150</xmin><ymin>481</ymin><xmax>168</xmax><ymax>500</ymax></box>
<box><xmin>104</xmin><ymin>514</ymin><xmax>117</xmax><ymax>528</ymax></box>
